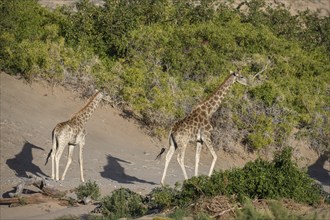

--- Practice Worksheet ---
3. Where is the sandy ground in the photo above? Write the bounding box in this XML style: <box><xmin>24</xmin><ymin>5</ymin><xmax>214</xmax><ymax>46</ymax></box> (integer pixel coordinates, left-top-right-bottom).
<box><xmin>0</xmin><ymin>72</ymin><xmax>329</xmax><ymax>219</ymax></box>
<box><xmin>0</xmin><ymin>72</ymin><xmax>251</xmax><ymax>219</ymax></box>
<box><xmin>0</xmin><ymin>2</ymin><xmax>329</xmax><ymax>219</ymax></box>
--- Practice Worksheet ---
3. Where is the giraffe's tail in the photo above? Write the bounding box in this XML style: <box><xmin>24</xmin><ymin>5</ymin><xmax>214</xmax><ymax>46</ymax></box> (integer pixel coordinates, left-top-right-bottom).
<box><xmin>155</xmin><ymin>133</ymin><xmax>177</xmax><ymax>160</ymax></box>
<box><xmin>45</xmin><ymin>149</ymin><xmax>52</xmax><ymax>165</ymax></box>
<box><xmin>155</xmin><ymin>148</ymin><xmax>166</xmax><ymax>160</ymax></box>
<box><xmin>45</xmin><ymin>128</ymin><xmax>56</xmax><ymax>165</ymax></box>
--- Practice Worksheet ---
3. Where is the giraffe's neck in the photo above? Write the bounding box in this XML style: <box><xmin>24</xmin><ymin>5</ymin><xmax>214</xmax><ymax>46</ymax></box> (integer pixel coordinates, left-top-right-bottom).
<box><xmin>71</xmin><ymin>91</ymin><xmax>103</xmax><ymax>125</ymax></box>
<box><xmin>197</xmin><ymin>74</ymin><xmax>236</xmax><ymax>117</ymax></box>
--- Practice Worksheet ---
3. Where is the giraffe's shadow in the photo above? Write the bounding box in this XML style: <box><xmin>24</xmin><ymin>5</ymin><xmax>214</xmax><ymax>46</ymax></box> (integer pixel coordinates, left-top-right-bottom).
<box><xmin>6</xmin><ymin>140</ymin><xmax>48</xmax><ymax>178</ymax></box>
<box><xmin>4</xmin><ymin>141</ymin><xmax>48</xmax><ymax>198</ymax></box>
<box><xmin>308</xmin><ymin>154</ymin><xmax>330</xmax><ymax>187</ymax></box>
<box><xmin>101</xmin><ymin>154</ymin><xmax>156</xmax><ymax>185</ymax></box>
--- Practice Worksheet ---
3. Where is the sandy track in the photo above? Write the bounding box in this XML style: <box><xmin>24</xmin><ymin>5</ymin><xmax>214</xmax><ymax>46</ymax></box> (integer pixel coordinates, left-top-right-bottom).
<box><xmin>0</xmin><ymin>72</ymin><xmax>220</xmax><ymax>219</ymax></box>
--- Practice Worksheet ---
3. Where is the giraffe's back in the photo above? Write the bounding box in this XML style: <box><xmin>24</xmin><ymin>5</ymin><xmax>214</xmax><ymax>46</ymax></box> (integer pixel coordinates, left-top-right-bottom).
<box><xmin>54</xmin><ymin>121</ymin><xmax>85</xmax><ymax>145</ymax></box>
<box><xmin>172</xmin><ymin>109</ymin><xmax>211</xmax><ymax>139</ymax></box>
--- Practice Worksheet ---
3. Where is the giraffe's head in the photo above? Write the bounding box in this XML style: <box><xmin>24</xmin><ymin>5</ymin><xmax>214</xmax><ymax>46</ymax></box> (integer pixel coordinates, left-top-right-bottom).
<box><xmin>94</xmin><ymin>90</ymin><xmax>104</xmax><ymax>102</ymax></box>
<box><xmin>231</xmin><ymin>71</ymin><xmax>248</xmax><ymax>86</ymax></box>
<box><xmin>97</xmin><ymin>87</ymin><xmax>113</xmax><ymax>104</ymax></box>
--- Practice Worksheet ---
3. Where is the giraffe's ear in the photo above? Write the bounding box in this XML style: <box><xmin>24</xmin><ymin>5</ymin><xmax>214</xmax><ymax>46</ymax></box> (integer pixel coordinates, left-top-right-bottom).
<box><xmin>230</xmin><ymin>70</ymin><xmax>238</xmax><ymax>77</ymax></box>
<box><xmin>100</xmin><ymin>86</ymin><xmax>109</xmax><ymax>94</ymax></box>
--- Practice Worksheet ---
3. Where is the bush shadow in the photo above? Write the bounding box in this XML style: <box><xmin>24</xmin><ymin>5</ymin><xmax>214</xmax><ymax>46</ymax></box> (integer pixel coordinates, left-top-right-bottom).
<box><xmin>101</xmin><ymin>154</ymin><xmax>156</xmax><ymax>185</ymax></box>
<box><xmin>308</xmin><ymin>154</ymin><xmax>330</xmax><ymax>187</ymax></box>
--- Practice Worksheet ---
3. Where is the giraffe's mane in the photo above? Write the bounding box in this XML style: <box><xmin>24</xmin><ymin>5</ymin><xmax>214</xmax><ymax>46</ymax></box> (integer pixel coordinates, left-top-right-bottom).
<box><xmin>203</xmin><ymin>73</ymin><xmax>234</xmax><ymax>103</ymax></box>
<box><xmin>71</xmin><ymin>91</ymin><xmax>100</xmax><ymax>118</ymax></box>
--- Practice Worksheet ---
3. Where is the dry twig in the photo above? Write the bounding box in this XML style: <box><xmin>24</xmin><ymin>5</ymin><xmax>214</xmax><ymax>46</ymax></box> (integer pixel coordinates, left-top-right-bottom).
<box><xmin>0</xmin><ymin>173</ymin><xmax>66</xmax><ymax>205</ymax></box>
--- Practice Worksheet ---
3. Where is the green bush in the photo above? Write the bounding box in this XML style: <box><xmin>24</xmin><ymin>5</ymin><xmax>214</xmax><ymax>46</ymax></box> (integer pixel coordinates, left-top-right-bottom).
<box><xmin>100</xmin><ymin>188</ymin><xmax>147</xmax><ymax>219</ymax></box>
<box><xmin>75</xmin><ymin>180</ymin><xmax>101</xmax><ymax>201</ymax></box>
<box><xmin>0</xmin><ymin>0</ymin><xmax>50</xmax><ymax>42</ymax></box>
<box><xmin>154</xmin><ymin>147</ymin><xmax>322</xmax><ymax>209</ymax></box>
<box><xmin>230</xmin><ymin>148</ymin><xmax>321</xmax><ymax>204</ymax></box>
<box><xmin>147</xmin><ymin>186</ymin><xmax>179</xmax><ymax>209</ymax></box>
<box><xmin>249</xmin><ymin>82</ymin><xmax>279</xmax><ymax>107</ymax></box>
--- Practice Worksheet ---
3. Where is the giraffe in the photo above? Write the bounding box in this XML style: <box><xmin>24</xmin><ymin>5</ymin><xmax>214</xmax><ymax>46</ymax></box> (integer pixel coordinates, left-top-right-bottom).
<box><xmin>45</xmin><ymin>90</ymin><xmax>104</xmax><ymax>182</ymax></box>
<box><xmin>156</xmin><ymin>71</ymin><xmax>248</xmax><ymax>185</ymax></box>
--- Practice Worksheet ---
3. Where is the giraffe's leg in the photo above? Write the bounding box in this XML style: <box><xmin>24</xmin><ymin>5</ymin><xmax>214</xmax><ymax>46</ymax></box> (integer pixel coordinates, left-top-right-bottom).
<box><xmin>78</xmin><ymin>131</ymin><xmax>86</xmax><ymax>182</ymax></box>
<box><xmin>51</xmin><ymin>152</ymin><xmax>55</xmax><ymax>180</ymax></box>
<box><xmin>51</xmin><ymin>139</ymin><xmax>56</xmax><ymax>180</ymax></box>
<box><xmin>55</xmin><ymin>140</ymin><xmax>66</xmax><ymax>181</ymax></box>
<box><xmin>195</xmin><ymin>129</ymin><xmax>203</xmax><ymax>176</ymax></box>
<box><xmin>177</xmin><ymin>140</ymin><xmax>188</xmax><ymax>180</ymax></box>
<box><xmin>61</xmin><ymin>144</ymin><xmax>75</xmax><ymax>181</ymax></box>
<box><xmin>195</xmin><ymin>142</ymin><xmax>202</xmax><ymax>176</ymax></box>
<box><xmin>203</xmin><ymin>132</ymin><xmax>217</xmax><ymax>177</ymax></box>
<box><xmin>161</xmin><ymin>142</ymin><xmax>175</xmax><ymax>186</ymax></box>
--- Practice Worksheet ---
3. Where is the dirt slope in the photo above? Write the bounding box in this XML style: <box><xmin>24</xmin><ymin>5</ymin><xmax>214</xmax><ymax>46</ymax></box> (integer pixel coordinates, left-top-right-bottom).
<box><xmin>0</xmin><ymin>72</ymin><xmax>234</xmax><ymax>219</ymax></box>
<box><xmin>0</xmin><ymin>72</ymin><xmax>329</xmax><ymax>219</ymax></box>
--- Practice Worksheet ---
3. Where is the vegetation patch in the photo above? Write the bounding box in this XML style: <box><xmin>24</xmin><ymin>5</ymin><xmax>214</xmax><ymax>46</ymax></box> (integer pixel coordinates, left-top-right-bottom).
<box><xmin>99</xmin><ymin>188</ymin><xmax>147</xmax><ymax>219</ymax></box>
<box><xmin>1</xmin><ymin>0</ymin><xmax>329</xmax><ymax>153</ymax></box>
<box><xmin>235</xmin><ymin>198</ymin><xmax>321</xmax><ymax>220</ymax></box>
<box><xmin>75</xmin><ymin>180</ymin><xmax>101</xmax><ymax>201</ymax></box>
<box><xmin>143</xmin><ymin>147</ymin><xmax>326</xmax><ymax>219</ymax></box>
<box><xmin>175</xmin><ymin>147</ymin><xmax>322</xmax><ymax>206</ymax></box>
<box><xmin>1</xmin><ymin>1</ymin><xmax>329</xmax><ymax>219</ymax></box>
<box><xmin>58</xmin><ymin>148</ymin><xmax>329</xmax><ymax>219</ymax></box>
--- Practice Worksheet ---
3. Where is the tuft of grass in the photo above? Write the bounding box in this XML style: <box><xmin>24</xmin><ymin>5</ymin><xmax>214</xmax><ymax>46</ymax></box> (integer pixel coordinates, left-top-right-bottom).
<box><xmin>55</xmin><ymin>215</ymin><xmax>80</xmax><ymax>220</ymax></box>
<box><xmin>195</xmin><ymin>212</ymin><xmax>212</xmax><ymax>220</ymax></box>
<box><xmin>167</xmin><ymin>208</ymin><xmax>189</xmax><ymax>220</ymax></box>
<box><xmin>236</xmin><ymin>198</ymin><xmax>321</xmax><ymax>220</ymax></box>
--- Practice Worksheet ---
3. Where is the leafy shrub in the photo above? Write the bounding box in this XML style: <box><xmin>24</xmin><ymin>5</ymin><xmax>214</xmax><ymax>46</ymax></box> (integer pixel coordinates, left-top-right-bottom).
<box><xmin>180</xmin><ymin>175</ymin><xmax>219</xmax><ymax>206</ymax></box>
<box><xmin>0</xmin><ymin>0</ymin><xmax>49</xmax><ymax>42</ymax></box>
<box><xmin>231</xmin><ymin>148</ymin><xmax>321</xmax><ymax>204</ymax></box>
<box><xmin>75</xmin><ymin>180</ymin><xmax>101</xmax><ymax>201</ymax></box>
<box><xmin>249</xmin><ymin>82</ymin><xmax>279</xmax><ymax>107</ymax></box>
<box><xmin>147</xmin><ymin>148</ymin><xmax>324</xmax><ymax>217</ymax></box>
<box><xmin>156</xmin><ymin>147</ymin><xmax>322</xmax><ymax>208</ymax></box>
<box><xmin>147</xmin><ymin>186</ymin><xmax>179</xmax><ymax>209</ymax></box>
<box><xmin>271</xmin><ymin>148</ymin><xmax>322</xmax><ymax>204</ymax></box>
<box><xmin>100</xmin><ymin>188</ymin><xmax>147</xmax><ymax>219</ymax></box>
